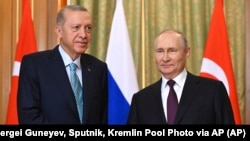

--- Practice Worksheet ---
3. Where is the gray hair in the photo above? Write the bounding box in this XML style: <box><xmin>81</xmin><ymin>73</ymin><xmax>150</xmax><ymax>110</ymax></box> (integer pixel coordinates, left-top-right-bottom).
<box><xmin>56</xmin><ymin>5</ymin><xmax>88</xmax><ymax>25</ymax></box>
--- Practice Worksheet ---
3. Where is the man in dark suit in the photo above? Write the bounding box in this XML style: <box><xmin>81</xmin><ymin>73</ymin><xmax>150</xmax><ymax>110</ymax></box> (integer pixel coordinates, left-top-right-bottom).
<box><xmin>127</xmin><ymin>29</ymin><xmax>235</xmax><ymax>124</ymax></box>
<box><xmin>17</xmin><ymin>5</ymin><xmax>108</xmax><ymax>124</ymax></box>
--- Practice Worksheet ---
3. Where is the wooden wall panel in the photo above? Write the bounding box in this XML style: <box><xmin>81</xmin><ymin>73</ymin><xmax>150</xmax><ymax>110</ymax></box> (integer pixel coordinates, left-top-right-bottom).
<box><xmin>33</xmin><ymin>0</ymin><xmax>48</xmax><ymax>51</ymax></box>
<box><xmin>0</xmin><ymin>0</ymin><xmax>16</xmax><ymax>124</ymax></box>
<box><xmin>33</xmin><ymin>0</ymin><xmax>58</xmax><ymax>51</ymax></box>
<box><xmin>47</xmin><ymin>0</ymin><xmax>59</xmax><ymax>50</ymax></box>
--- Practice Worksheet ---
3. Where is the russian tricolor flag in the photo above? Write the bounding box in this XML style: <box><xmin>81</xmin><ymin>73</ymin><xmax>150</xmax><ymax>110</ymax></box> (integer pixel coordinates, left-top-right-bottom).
<box><xmin>106</xmin><ymin>0</ymin><xmax>139</xmax><ymax>124</ymax></box>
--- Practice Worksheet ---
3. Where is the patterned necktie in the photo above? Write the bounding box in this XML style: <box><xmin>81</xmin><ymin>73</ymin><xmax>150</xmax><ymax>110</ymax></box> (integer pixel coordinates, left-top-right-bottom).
<box><xmin>69</xmin><ymin>63</ymin><xmax>83</xmax><ymax>123</ymax></box>
<box><xmin>167</xmin><ymin>79</ymin><xmax>178</xmax><ymax>124</ymax></box>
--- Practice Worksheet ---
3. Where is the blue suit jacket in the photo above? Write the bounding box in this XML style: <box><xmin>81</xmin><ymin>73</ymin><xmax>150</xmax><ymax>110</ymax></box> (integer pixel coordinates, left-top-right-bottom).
<box><xmin>127</xmin><ymin>72</ymin><xmax>235</xmax><ymax>124</ymax></box>
<box><xmin>17</xmin><ymin>46</ymin><xmax>108</xmax><ymax>124</ymax></box>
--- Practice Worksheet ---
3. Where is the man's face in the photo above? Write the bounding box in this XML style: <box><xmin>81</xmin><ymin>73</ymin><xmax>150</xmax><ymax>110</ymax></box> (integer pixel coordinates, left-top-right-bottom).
<box><xmin>154</xmin><ymin>32</ymin><xmax>190</xmax><ymax>79</ymax></box>
<box><xmin>55</xmin><ymin>10</ymin><xmax>92</xmax><ymax>59</ymax></box>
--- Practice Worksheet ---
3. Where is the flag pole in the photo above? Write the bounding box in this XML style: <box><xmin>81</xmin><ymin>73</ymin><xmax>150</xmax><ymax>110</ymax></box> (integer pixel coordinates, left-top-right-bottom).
<box><xmin>141</xmin><ymin>0</ymin><xmax>145</xmax><ymax>88</ymax></box>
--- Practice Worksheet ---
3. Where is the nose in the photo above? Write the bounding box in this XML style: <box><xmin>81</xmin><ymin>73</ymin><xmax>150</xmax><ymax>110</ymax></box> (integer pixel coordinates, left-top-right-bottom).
<box><xmin>162</xmin><ymin>50</ymin><xmax>169</xmax><ymax>61</ymax></box>
<box><xmin>79</xmin><ymin>27</ymin><xmax>87</xmax><ymax>38</ymax></box>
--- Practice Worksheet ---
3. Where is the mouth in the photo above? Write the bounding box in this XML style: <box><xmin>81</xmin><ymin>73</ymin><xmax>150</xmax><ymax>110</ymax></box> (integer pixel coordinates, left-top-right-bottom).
<box><xmin>76</xmin><ymin>41</ymin><xmax>88</xmax><ymax>46</ymax></box>
<box><xmin>161</xmin><ymin>63</ymin><xmax>172</xmax><ymax>67</ymax></box>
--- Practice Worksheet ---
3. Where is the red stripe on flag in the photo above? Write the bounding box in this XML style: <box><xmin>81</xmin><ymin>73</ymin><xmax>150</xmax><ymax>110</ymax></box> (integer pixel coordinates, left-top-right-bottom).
<box><xmin>200</xmin><ymin>0</ymin><xmax>241</xmax><ymax>124</ymax></box>
<box><xmin>6</xmin><ymin>0</ymin><xmax>37</xmax><ymax>124</ymax></box>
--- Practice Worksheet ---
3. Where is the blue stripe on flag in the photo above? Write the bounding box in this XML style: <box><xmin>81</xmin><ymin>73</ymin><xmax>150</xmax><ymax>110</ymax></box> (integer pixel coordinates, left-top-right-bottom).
<box><xmin>108</xmin><ymin>70</ymin><xmax>130</xmax><ymax>124</ymax></box>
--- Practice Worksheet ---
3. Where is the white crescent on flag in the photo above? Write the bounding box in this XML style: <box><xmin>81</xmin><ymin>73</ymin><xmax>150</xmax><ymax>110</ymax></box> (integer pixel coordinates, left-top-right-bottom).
<box><xmin>200</xmin><ymin>58</ymin><xmax>229</xmax><ymax>95</ymax></box>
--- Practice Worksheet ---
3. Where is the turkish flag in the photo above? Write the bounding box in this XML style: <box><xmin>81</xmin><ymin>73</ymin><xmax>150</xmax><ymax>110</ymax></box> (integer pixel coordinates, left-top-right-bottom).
<box><xmin>200</xmin><ymin>0</ymin><xmax>241</xmax><ymax>124</ymax></box>
<box><xmin>6</xmin><ymin>0</ymin><xmax>37</xmax><ymax>124</ymax></box>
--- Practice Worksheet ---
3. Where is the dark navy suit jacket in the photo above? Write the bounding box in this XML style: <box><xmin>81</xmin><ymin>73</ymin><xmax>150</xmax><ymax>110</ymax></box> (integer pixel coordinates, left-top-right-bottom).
<box><xmin>17</xmin><ymin>46</ymin><xmax>108</xmax><ymax>124</ymax></box>
<box><xmin>127</xmin><ymin>72</ymin><xmax>235</xmax><ymax>125</ymax></box>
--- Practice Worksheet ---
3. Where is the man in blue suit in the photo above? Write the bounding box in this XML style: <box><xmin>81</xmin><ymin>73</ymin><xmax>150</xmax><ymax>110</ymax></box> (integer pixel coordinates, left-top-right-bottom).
<box><xmin>127</xmin><ymin>29</ymin><xmax>235</xmax><ymax>124</ymax></box>
<box><xmin>17</xmin><ymin>5</ymin><xmax>108</xmax><ymax>124</ymax></box>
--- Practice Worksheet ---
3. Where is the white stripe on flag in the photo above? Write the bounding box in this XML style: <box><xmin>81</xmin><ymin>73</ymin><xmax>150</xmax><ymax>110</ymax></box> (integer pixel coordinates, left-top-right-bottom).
<box><xmin>12</xmin><ymin>61</ymin><xmax>21</xmax><ymax>76</ymax></box>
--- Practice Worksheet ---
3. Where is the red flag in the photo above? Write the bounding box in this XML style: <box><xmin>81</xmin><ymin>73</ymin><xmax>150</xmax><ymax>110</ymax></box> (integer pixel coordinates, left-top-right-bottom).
<box><xmin>200</xmin><ymin>0</ymin><xmax>241</xmax><ymax>124</ymax></box>
<box><xmin>6</xmin><ymin>0</ymin><xmax>37</xmax><ymax>124</ymax></box>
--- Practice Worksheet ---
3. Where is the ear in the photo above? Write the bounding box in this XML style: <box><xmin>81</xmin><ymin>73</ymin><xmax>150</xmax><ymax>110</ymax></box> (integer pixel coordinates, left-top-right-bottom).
<box><xmin>185</xmin><ymin>47</ymin><xmax>191</xmax><ymax>59</ymax></box>
<box><xmin>55</xmin><ymin>25</ymin><xmax>62</xmax><ymax>38</ymax></box>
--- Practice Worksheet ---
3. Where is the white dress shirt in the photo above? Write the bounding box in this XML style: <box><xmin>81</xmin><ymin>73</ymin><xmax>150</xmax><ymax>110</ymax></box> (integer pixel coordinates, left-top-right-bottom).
<box><xmin>58</xmin><ymin>46</ymin><xmax>83</xmax><ymax>86</ymax></box>
<box><xmin>161</xmin><ymin>69</ymin><xmax>187</xmax><ymax>121</ymax></box>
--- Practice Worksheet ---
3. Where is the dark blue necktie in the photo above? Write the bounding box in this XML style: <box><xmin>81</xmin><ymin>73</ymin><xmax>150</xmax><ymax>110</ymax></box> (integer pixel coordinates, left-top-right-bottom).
<box><xmin>69</xmin><ymin>63</ymin><xmax>83</xmax><ymax>123</ymax></box>
<box><xmin>167</xmin><ymin>79</ymin><xmax>178</xmax><ymax>124</ymax></box>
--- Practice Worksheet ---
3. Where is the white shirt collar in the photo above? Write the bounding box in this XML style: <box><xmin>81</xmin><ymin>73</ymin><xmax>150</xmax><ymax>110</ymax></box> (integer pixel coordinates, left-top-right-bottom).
<box><xmin>58</xmin><ymin>45</ymin><xmax>81</xmax><ymax>68</ymax></box>
<box><xmin>161</xmin><ymin>69</ymin><xmax>187</xmax><ymax>88</ymax></box>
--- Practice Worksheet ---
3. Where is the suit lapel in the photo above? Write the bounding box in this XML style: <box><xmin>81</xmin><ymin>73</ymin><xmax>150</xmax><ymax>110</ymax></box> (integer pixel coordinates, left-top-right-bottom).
<box><xmin>80</xmin><ymin>54</ymin><xmax>94</xmax><ymax>122</ymax></box>
<box><xmin>150</xmin><ymin>79</ymin><xmax>168</xmax><ymax>124</ymax></box>
<box><xmin>48</xmin><ymin>46</ymin><xmax>79</xmax><ymax>118</ymax></box>
<box><xmin>175</xmin><ymin>72</ymin><xmax>200</xmax><ymax>124</ymax></box>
